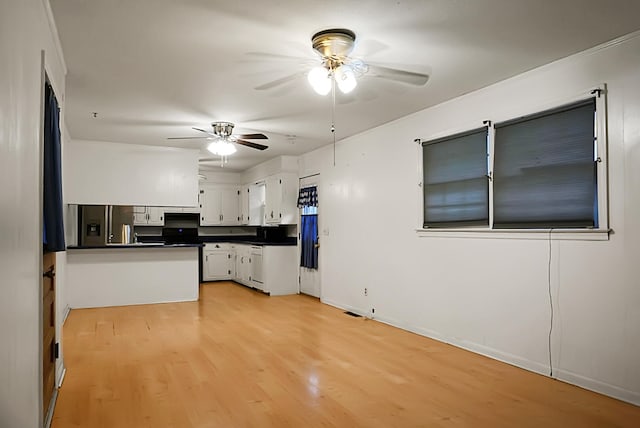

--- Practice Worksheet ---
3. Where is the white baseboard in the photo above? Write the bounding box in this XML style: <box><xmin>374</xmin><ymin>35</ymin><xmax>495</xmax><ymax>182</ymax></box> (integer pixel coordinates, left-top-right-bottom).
<box><xmin>319</xmin><ymin>298</ymin><xmax>639</xmax><ymax>407</ymax></box>
<box><xmin>44</xmin><ymin>389</ymin><xmax>58</xmax><ymax>428</ymax></box>
<box><xmin>58</xmin><ymin>366</ymin><xmax>66</xmax><ymax>388</ymax></box>
<box><xmin>63</xmin><ymin>304</ymin><xmax>71</xmax><ymax>324</ymax></box>
<box><xmin>556</xmin><ymin>368</ymin><xmax>640</xmax><ymax>406</ymax></box>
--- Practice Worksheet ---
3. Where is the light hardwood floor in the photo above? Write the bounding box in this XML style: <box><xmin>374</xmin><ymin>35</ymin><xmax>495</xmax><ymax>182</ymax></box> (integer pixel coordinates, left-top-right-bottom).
<box><xmin>53</xmin><ymin>281</ymin><xmax>639</xmax><ymax>427</ymax></box>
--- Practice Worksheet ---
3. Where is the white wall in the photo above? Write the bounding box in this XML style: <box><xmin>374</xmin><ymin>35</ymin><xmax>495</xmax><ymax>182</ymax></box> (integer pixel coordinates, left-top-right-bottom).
<box><xmin>0</xmin><ymin>0</ymin><xmax>67</xmax><ymax>426</ymax></box>
<box><xmin>301</xmin><ymin>32</ymin><xmax>640</xmax><ymax>405</ymax></box>
<box><xmin>199</xmin><ymin>170</ymin><xmax>243</xmax><ymax>184</ymax></box>
<box><xmin>242</xmin><ymin>155</ymin><xmax>298</xmax><ymax>183</ymax></box>
<box><xmin>65</xmin><ymin>139</ymin><xmax>199</xmax><ymax>206</ymax></box>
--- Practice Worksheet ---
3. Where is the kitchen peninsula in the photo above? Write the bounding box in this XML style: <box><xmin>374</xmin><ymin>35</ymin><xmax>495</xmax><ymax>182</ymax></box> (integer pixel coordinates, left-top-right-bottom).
<box><xmin>66</xmin><ymin>244</ymin><xmax>201</xmax><ymax>308</ymax></box>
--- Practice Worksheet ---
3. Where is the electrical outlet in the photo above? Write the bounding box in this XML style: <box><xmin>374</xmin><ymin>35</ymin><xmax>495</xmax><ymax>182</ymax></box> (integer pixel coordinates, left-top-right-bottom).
<box><xmin>364</xmin><ymin>287</ymin><xmax>368</xmax><ymax>296</ymax></box>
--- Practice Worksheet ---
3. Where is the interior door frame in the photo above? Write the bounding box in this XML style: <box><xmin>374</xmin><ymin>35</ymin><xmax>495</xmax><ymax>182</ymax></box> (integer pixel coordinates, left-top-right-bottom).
<box><xmin>41</xmin><ymin>50</ymin><xmax>66</xmax><ymax>428</ymax></box>
<box><xmin>298</xmin><ymin>174</ymin><xmax>321</xmax><ymax>298</ymax></box>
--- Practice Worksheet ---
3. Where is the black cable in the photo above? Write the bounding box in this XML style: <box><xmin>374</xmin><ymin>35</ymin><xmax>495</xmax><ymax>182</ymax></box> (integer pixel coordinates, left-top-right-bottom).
<box><xmin>548</xmin><ymin>228</ymin><xmax>554</xmax><ymax>377</ymax></box>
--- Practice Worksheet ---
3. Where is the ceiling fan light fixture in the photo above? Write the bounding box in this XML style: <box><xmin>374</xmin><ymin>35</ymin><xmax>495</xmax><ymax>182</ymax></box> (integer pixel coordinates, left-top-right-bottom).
<box><xmin>207</xmin><ymin>139</ymin><xmax>237</xmax><ymax>156</ymax></box>
<box><xmin>308</xmin><ymin>66</ymin><xmax>332</xmax><ymax>95</ymax></box>
<box><xmin>335</xmin><ymin>64</ymin><xmax>357</xmax><ymax>94</ymax></box>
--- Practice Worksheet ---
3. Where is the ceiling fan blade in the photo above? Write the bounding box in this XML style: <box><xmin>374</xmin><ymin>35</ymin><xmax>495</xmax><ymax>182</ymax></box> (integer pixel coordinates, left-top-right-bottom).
<box><xmin>193</xmin><ymin>127</ymin><xmax>216</xmax><ymax>136</ymax></box>
<box><xmin>235</xmin><ymin>139</ymin><xmax>269</xmax><ymax>150</ymax></box>
<box><xmin>236</xmin><ymin>133</ymin><xmax>268</xmax><ymax>140</ymax></box>
<box><xmin>245</xmin><ymin>51</ymin><xmax>308</xmax><ymax>62</ymax></box>
<box><xmin>367</xmin><ymin>65</ymin><xmax>430</xmax><ymax>86</ymax></box>
<box><xmin>255</xmin><ymin>72</ymin><xmax>304</xmax><ymax>90</ymax></box>
<box><xmin>167</xmin><ymin>136</ymin><xmax>208</xmax><ymax>140</ymax></box>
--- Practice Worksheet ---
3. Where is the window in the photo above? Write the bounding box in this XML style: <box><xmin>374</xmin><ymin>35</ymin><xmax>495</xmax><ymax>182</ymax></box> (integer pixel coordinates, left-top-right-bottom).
<box><xmin>422</xmin><ymin>128</ymin><xmax>489</xmax><ymax>227</ymax></box>
<box><xmin>493</xmin><ymin>99</ymin><xmax>597</xmax><ymax>228</ymax></box>
<box><xmin>420</xmin><ymin>93</ymin><xmax>606</xmax><ymax>233</ymax></box>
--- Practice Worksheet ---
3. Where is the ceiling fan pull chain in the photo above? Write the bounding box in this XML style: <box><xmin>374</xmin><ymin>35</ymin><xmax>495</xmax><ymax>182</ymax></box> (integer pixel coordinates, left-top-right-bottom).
<box><xmin>331</xmin><ymin>75</ymin><xmax>337</xmax><ymax>167</ymax></box>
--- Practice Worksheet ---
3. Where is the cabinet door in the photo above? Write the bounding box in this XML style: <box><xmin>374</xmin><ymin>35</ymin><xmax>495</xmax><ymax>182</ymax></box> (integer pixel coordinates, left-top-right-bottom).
<box><xmin>203</xmin><ymin>251</ymin><xmax>229</xmax><ymax>280</ymax></box>
<box><xmin>278</xmin><ymin>173</ymin><xmax>298</xmax><ymax>225</ymax></box>
<box><xmin>249</xmin><ymin>247</ymin><xmax>264</xmax><ymax>289</ymax></box>
<box><xmin>239</xmin><ymin>186</ymin><xmax>249</xmax><ymax>225</ymax></box>
<box><xmin>199</xmin><ymin>187</ymin><xmax>222</xmax><ymax>226</ymax></box>
<box><xmin>234</xmin><ymin>248</ymin><xmax>242</xmax><ymax>281</ymax></box>
<box><xmin>225</xmin><ymin>250</ymin><xmax>236</xmax><ymax>278</ymax></box>
<box><xmin>220</xmin><ymin>187</ymin><xmax>240</xmax><ymax>225</ymax></box>
<box><xmin>249</xmin><ymin>183</ymin><xmax>265</xmax><ymax>226</ymax></box>
<box><xmin>265</xmin><ymin>175</ymin><xmax>281</xmax><ymax>224</ymax></box>
<box><xmin>146</xmin><ymin>207</ymin><xmax>165</xmax><ymax>226</ymax></box>
<box><xmin>133</xmin><ymin>206</ymin><xmax>148</xmax><ymax>225</ymax></box>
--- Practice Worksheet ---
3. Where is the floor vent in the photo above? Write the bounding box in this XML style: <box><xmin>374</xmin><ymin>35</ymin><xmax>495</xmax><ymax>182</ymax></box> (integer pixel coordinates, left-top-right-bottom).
<box><xmin>344</xmin><ymin>311</ymin><xmax>362</xmax><ymax>318</ymax></box>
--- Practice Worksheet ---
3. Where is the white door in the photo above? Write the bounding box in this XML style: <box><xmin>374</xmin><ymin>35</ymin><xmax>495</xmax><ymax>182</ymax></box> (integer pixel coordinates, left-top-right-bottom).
<box><xmin>299</xmin><ymin>176</ymin><xmax>320</xmax><ymax>298</ymax></box>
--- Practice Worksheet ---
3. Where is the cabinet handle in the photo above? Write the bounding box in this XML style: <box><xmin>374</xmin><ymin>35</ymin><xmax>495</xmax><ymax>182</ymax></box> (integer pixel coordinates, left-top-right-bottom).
<box><xmin>206</xmin><ymin>255</ymin><xmax>208</xmax><ymax>262</ymax></box>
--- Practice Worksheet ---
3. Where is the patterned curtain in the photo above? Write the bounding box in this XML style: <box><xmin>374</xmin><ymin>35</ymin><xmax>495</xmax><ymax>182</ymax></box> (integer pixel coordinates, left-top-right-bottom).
<box><xmin>297</xmin><ymin>186</ymin><xmax>318</xmax><ymax>208</ymax></box>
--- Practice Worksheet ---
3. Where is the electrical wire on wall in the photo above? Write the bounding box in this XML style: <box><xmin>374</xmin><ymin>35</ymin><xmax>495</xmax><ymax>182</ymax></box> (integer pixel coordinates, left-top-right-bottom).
<box><xmin>548</xmin><ymin>228</ymin><xmax>554</xmax><ymax>377</ymax></box>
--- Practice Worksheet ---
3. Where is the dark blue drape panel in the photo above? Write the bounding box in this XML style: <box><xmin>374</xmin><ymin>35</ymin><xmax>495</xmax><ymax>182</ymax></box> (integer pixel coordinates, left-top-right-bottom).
<box><xmin>300</xmin><ymin>214</ymin><xmax>318</xmax><ymax>269</ymax></box>
<box><xmin>43</xmin><ymin>82</ymin><xmax>66</xmax><ymax>252</ymax></box>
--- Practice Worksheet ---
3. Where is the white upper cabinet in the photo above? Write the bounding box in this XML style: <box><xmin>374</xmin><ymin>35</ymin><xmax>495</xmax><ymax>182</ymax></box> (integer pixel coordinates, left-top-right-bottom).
<box><xmin>133</xmin><ymin>206</ymin><xmax>165</xmax><ymax>226</ymax></box>
<box><xmin>199</xmin><ymin>184</ymin><xmax>240</xmax><ymax>226</ymax></box>
<box><xmin>264</xmin><ymin>173</ymin><xmax>297</xmax><ymax>225</ymax></box>
<box><xmin>248</xmin><ymin>182</ymin><xmax>265</xmax><ymax>226</ymax></box>
<box><xmin>239</xmin><ymin>185</ymin><xmax>250</xmax><ymax>225</ymax></box>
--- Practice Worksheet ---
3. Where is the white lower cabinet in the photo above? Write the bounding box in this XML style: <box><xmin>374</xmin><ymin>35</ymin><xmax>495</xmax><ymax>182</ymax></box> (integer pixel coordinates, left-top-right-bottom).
<box><xmin>204</xmin><ymin>242</ymin><xmax>297</xmax><ymax>295</ymax></box>
<box><xmin>232</xmin><ymin>244</ymin><xmax>297</xmax><ymax>295</ymax></box>
<box><xmin>202</xmin><ymin>244</ymin><xmax>235</xmax><ymax>281</ymax></box>
<box><xmin>234</xmin><ymin>244</ymin><xmax>251</xmax><ymax>284</ymax></box>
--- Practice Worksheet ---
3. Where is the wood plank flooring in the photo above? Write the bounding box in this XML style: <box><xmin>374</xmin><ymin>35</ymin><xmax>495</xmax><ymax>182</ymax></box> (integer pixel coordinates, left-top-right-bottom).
<box><xmin>53</xmin><ymin>281</ymin><xmax>640</xmax><ymax>427</ymax></box>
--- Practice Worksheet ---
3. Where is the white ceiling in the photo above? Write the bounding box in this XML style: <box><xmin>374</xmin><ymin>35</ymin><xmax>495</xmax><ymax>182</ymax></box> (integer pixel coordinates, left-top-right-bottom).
<box><xmin>51</xmin><ymin>0</ymin><xmax>640</xmax><ymax>171</ymax></box>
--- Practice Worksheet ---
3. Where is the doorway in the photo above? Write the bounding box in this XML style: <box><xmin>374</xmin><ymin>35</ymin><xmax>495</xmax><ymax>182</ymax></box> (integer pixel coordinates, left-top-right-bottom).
<box><xmin>42</xmin><ymin>76</ymin><xmax>65</xmax><ymax>421</ymax></box>
<box><xmin>299</xmin><ymin>176</ymin><xmax>320</xmax><ymax>297</ymax></box>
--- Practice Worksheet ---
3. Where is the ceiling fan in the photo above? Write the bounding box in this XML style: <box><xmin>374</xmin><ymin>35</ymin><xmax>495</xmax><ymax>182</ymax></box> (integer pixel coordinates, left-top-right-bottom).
<box><xmin>255</xmin><ymin>28</ymin><xmax>430</xmax><ymax>95</ymax></box>
<box><xmin>168</xmin><ymin>121</ymin><xmax>269</xmax><ymax>166</ymax></box>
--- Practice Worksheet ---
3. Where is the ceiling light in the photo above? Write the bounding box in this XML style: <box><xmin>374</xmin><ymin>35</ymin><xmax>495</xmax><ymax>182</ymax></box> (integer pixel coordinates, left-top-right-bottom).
<box><xmin>307</xmin><ymin>66</ymin><xmax>332</xmax><ymax>95</ymax></box>
<box><xmin>334</xmin><ymin>65</ymin><xmax>357</xmax><ymax>94</ymax></box>
<box><xmin>207</xmin><ymin>140</ymin><xmax>237</xmax><ymax>156</ymax></box>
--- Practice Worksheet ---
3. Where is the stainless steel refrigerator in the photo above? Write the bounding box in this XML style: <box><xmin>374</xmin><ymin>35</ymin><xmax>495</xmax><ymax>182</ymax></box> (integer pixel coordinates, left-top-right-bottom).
<box><xmin>80</xmin><ymin>205</ymin><xmax>134</xmax><ymax>245</ymax></box>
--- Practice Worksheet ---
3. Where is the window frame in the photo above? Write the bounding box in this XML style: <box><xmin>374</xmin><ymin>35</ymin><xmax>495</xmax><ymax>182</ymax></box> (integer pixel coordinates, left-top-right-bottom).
<box><xmin>416</xmin><ymin>85</ymin><xmax>609</xmax><ymax>241</ymax></box>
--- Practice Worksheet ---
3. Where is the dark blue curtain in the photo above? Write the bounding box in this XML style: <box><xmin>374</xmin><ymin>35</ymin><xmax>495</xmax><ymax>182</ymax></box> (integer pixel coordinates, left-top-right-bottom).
<box><xmin>300</xmin><ymin>214</ymin><xmax>318</xmax><ymax>269</ymax></box>
<box><xmin>43</xmin><ymin>82</ymin><xmax>66</xmax><ymax>253</ymax></box>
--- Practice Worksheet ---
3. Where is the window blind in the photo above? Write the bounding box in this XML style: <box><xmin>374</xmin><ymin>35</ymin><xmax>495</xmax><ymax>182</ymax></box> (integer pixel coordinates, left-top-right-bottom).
<box><xmin>493</xmin><ymin>98</ymin><xmax>597</xmax><ymax>228</ymax></box>
<box><xmin>422</xmin><ymin>127</ymin><xmax>489</xmax><ymax>227</ymax></box>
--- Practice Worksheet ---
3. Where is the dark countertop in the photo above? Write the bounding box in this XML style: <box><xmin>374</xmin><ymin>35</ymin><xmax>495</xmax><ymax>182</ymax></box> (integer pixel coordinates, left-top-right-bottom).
<box><xmin>67</xmin><ymin>243</ymin><xmax>203</xmax><ymax>250</ymax></box>
<box><xmin>134</xmin><ymin>235</ymin><xmax>297</xmax><ymax>246</ymax></box>
<box><xmin>198</xmin><ymin>235</ymin><xmax>297</xmax><ymax>246</ymax></box>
